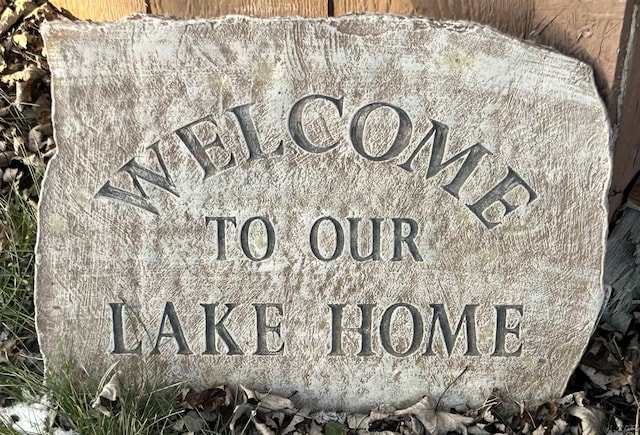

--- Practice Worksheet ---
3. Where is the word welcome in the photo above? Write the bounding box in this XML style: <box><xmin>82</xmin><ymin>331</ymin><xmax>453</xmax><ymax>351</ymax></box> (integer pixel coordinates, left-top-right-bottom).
<box><xmin>110</xmin><ymin>302</ymin><xmax>524</xmax><ymax>357</ymax></box>
<box><xmin>95</xmin><ymin>94</ymin><xmax>537</xmax><ymax>229</ymax></box>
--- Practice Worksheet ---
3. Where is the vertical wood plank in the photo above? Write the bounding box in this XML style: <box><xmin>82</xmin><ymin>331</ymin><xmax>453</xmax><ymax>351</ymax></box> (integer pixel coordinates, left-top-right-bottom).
<box><xmin>149</xmin><ymin>0</ymin><xmax>327</xmax><ymax>17</ymax></box>
<box><xmin>333</xmin><ymin>0</ymin><xmax>534</xmax><ymax>36</ymax></box>
<box><xmin>49</xmin><ymin>0</ymin><xmax>146</xmax><ymax>21</ymax></box>
<box><xmin>610</xmin><ymin>2</ymin><xmax>640</xmax><ymax>214</ymax></box>
<box><xmin>531</xmin><ymin>0</ymin><xmax>627</xmax><ymax>121</ymax></box>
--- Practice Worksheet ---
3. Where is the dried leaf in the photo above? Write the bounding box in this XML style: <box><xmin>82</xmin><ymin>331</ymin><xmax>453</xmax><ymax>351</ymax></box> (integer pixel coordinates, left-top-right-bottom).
<box><xmin>2</xmin><ymin>167</ymin><xmax>18</xmax><ymax>183</ymax></box>
<box><xmin>14</xmin><ymin>80</ymin><xmax>31</xmax><ymax>111</ymax></box>
<box><xmin>239</xmin><ymin>384</ymin><xmax>256</xmax><ymax>401</ymax></box>
<box><xmin>240</xmin><ymin>385</ymin><xmax>296</xmax><ymax>412</ymax></box>
<box><xmin>0</xmin><ymin>0</ymin><xmax>36</xmax><ymax>36</ymax></box>
<box><xmin>26</xmin><ymin>125</ymin><xmax>42</xmax><ymax>153</ymax></box>
<box><xmin>467</xmin><ymin>425</ymin><xmax>491</xmax><ymax>435</ymax></box>
<box><xmin>184</xmin><ymin>385</ymin><xmax>232</xmax><ymax>412</ymax></box>
<box><xmin>12</xmin><ymin>32</ymin><xmax>27</xmax><ymax>48</ymax></box>
<box><xmin>435</xmin><ymin>411</ymin><xmax>474</xmax><ymax>435</ymax></box>
<box><xmin>580</xmin><ymin>364</ymin><xmax>617</xmax><ymax>389</ymax></box>
<box><xmin>346</xmin><ymin>413</ymin><xmax>369</xmax><ymax>431</ymax></box>
<box><xmin>532</xmin><ymin>418</ymin><xmax>568</xmax><ymax>435</ymax></box>
<box><xmin>1</xmin><ymin>64</ymin><xmax>45</xmax><ymax>85</ymax></box>
<box><xmin>394</xmin><ymin>396</ymin><xmax>437</xmax><ymax>433</ymax></box>
<box><xmin>0</xmin><ymin>334</ymin><xmax>17</xmax><ymax>363</ymax></box>
<box><xmin>0</xmin><ymin>151</ymin><xmax>15</xmax><ymax>168</ymax></box>
<box><xmin>228</xmin><ymin>403</ymin><xmax>252</xmax><ymax>434</ymax></box>
<box><xmin>401</xmin><ymin>415</ymin><xmax>425</xmax><ymax>435</ymax></box>
<box><xmin>308</xmin><ymin>421</ymin><xmax>323</xmax><ymax>435</ymax></box>
<box><xmin>24</xmin><ymin>2</ymin><xmax>58</xmax><ymax>24</ymax></box>
<box><xmin>173</xmin><ymin>409</ymin><xmax>208</xmax><ymax>433</ymax></box>
<box><xmin>286</xmin><ymin>417</ymin><xmax>308</xmax><ymax>434</ymax></box>
<box><xmin>369</xmin><ymin>404</ymin><xmax>396</xmax><ymax>423</ymax></box>
<box><xmin>252</xmin><ymin>414</ymin><xmax>276</xmax><ymax>435</ymax></box>
<box><xmin>609</xmin><ymin>360</ymin><xmax>634</xmax><ymax>389</ymax></box>
<box><xmin>567</xmin><ymin>406</ymin><xmax>606</xmax><ymax>435</ymax></box>
<box><xmin>90</xmin><ymin>371</ymin><xmax>122</xmax><ymax>417</ymax></box>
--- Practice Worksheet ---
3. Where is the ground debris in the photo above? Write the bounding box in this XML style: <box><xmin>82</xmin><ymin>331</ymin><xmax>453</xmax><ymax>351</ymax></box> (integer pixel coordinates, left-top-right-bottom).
<box><xmin>161</xmin><ymin>384</ymin><xmax>622</xmax><ymax>434</ymax></box>
<box><xmin>0</xmin><ymin>0</ymin><xmax>61</xmax><ymax>201</ymax></box>
<box><xmin>90</xmin><ymin>364</ymin><xmax>122</xmax><ymax>417</ymax></box>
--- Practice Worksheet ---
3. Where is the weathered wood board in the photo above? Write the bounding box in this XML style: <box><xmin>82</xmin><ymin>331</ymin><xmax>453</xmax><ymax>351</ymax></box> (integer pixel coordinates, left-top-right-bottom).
<box><xmin>149</xmin><ymin>0</ymin><xmax>327</xmax><ymax>17</ymax></box>
<box><xmin>38</xmin><ymin>16</ymin><xmax>611</xmax><ymax>410</ymax></box>
<box><xmin>49</xmin><ymin>0</ymin><xmax>145</xmax><ymax>21</ymax></box>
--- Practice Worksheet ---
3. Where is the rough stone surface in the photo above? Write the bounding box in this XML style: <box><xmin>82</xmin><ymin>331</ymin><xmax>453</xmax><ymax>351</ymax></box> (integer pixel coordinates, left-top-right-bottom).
<box><xmin>37</xmin><ymin>16</ymin><xmax>611</xmax><ymax>410</ymax></box>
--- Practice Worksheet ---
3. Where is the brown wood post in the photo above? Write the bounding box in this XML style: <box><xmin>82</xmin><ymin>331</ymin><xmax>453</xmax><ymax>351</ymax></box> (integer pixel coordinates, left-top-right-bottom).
<box><xmin>610</xmin><ymin>1</ymin><xmax>640</xmax><ymax>216</ymax></box>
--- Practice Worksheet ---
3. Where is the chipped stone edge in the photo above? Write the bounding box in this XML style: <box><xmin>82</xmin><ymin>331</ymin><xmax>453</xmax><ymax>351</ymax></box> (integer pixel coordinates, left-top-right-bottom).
<box><xmin>36</xmin><ymin>13</ymin><xmax>614</xmax><ymax>409</ymax></box>
<box><xmin>41</xmin><ymin>13</ymin><xmax>597</xmax><ymax>77</ymax></box>
<box><xmin>34</xmin><ymin>20</ymin><xmax>59</xmax><ymax>382</ymax></box>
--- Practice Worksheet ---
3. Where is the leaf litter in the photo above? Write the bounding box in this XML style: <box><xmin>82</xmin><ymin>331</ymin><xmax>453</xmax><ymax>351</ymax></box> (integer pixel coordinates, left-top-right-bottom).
<box><xmin>0</xmin><ymin>0</ymin><xmax>639</xmax><ymax>433</ymax></box>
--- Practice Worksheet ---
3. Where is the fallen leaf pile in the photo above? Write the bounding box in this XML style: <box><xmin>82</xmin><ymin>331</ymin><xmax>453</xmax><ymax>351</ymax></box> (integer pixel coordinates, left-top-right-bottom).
<box><xmin>0</xmin><ymin>0</ymin><xmax>59</xmax><ymax>199</ymax></box>
<box><xmin>140</xmin><ymin>384</ymin><xmax>611</xmax><ymax>435</ymax></box>
<box><xmin>0</xmin><ymin>0</ymin><xmax>61</xmax><ymax>383</ymax></box>
<box><xmin>1</xmin><ymin>1</ymin><xmax>640</xmax><ymax>433</ymax></box>
<box><xmin>81</xmin><ymin>328</ymin><xmax>640</xmax><ymax>434</ymax></box>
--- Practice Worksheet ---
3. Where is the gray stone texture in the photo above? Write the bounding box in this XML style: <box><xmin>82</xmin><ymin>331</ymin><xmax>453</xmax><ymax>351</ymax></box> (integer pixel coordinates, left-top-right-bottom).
<box><xmin>37</xmin><ymin>16</ymin><xmax>611</xmax><ymax>410</ymax></box>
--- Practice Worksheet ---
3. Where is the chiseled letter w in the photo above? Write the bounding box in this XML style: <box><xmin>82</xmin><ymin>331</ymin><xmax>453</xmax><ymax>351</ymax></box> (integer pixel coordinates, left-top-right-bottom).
<box><xmin>94</xmin><ymin>142</ymin><xmax>179</xmax><ymax>215</ymax></box>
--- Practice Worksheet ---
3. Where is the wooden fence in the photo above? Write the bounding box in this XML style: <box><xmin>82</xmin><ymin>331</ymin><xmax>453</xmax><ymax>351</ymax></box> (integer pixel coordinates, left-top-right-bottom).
<box><xmin>49</xmin><ymin>0</ymin><xmax>640</xmax><ymax>218</ymax></box>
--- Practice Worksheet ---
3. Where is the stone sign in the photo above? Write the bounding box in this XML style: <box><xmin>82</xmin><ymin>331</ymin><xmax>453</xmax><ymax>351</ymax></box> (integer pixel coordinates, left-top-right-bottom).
<box><xmin>37</xmin><ymin>16</ymin><xmax>611</xmax><ymax>410</ymax></box>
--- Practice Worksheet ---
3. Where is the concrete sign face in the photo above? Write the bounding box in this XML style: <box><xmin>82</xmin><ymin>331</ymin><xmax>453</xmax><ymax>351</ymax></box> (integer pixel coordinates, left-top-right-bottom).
<box><xmin>37</xmin><ymin>16</ymin><xmax>611</xmax><ymax>410</ymax></box>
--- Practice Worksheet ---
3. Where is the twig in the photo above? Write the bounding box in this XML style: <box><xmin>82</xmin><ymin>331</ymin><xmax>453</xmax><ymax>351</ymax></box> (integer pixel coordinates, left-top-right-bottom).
<box><xmin>436</xmin><ymin>366</ymin><xmax>468</xmax><ymax>409</ymax></box>
<box><xmin>630</xmin><ymin>383</ymin><xmax>639</xmax><ymax>435</ymax></box>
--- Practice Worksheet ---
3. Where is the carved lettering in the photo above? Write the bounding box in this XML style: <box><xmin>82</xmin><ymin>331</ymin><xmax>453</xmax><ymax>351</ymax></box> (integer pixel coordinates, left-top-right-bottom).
<box><xmin>228</xmin><ymin>103</ymin><xmax>284</xmax><ymax>162</ymax></box>
<box><xmin>205</xmin><ymin>216</ymin><xmax>237</xmax><ymax>260</ymax></box>
<box><xmin>467</xmin><ymin>167</ymin><xmax>538</xmax><ymax>229</ymax></box>
<box><xmin>151</xmin><ymin>302</ymin><xmax>192</xmax><ymax>355</ymax></box>
<box><xmin>424</xmin><ymin>304</ymin><xmax>480</xmax><ymax>356</ymax></box>
<box><xmin>201</xmin><ymin>303</ymin><xmax>244</xmax><ymax>355</ymax></box>
<box><xmin>327</xmin><ymin>303</ymin><xmax>521</xmax><ymax>357</ymax></box>
<box><xmin>96</xmin><ymin>97</ymin><xmax>537</xmax><ymax>229</ymax></box>
<box><xmin>310</xmin><ymin>216</ymin><xmax>345</xmax><ymax>261</ymax></box>
<box><xmin>492</xmin><ymin>304</ymin><xmax>523</xmax><ymax>357</ymax></box>
<box><xmin>348</xmin><ymin>217</ymin><xmax>382</xmax><ymax>261</ymax></box>
<box><xmin>109</xmin><ymin>302</ymin><xmax>142</xmax><ymax>355</ymax></box>
<box><xmin>240</xmin><ymin>216</ymin><xmax>276</xmax><ymax>261</ymax></box>
<box><xmin>253</xmin><ymin>303</ymin><xmax>285</xmax><ymax>355</ymax></box>
<box><xmin>391</xmin><ymin>218</ymin><xmax>423</xmax><ymax>261</ymax></box>
<box><xmin>350</xmin><ymin>102</ymin><xmax>412</xmax><ymax>162</ymax></box>
<box><xmin>380</xmin><ymin>303</ymin><xmax>424</xmax><ymax>357</ymax></box>
<box><xmin>95</xmin><ymin>142</ymin><xmax>179</xmax><ymax>215</ymax></box>
<box><xmin>328</xmin><ymin>303</ymin><xmax>376</xmax><ymax>356</ymax></box>
<box><xmin>107</xmin><ymin>301</ymin><xmax>523</xmax><ymax>358</ymax></box>
<box><xmin>175</xmin><ymin>115</ymin><xmax>236</xmax><ymax>180</ymax></box>
<box><xmin>289</xmin><ymin>94</ymin><xmax>344</xmax><ymax>153</ymax></box>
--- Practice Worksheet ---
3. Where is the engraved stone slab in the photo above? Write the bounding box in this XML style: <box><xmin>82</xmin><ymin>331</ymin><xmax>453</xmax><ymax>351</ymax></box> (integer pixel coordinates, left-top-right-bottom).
<box><xmin>37</xmin><ymin>16</ymin><xmax>611</xmax><ymax>410</ymax></box>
